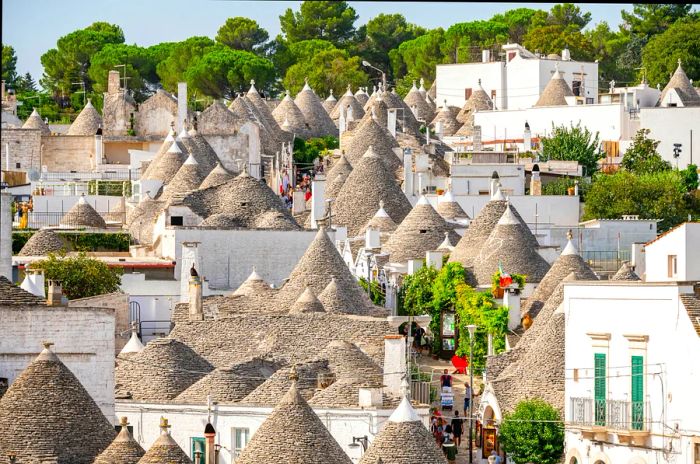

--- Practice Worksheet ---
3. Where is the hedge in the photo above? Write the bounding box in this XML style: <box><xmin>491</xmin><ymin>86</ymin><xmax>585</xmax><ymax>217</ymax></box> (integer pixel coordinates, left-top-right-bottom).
<box><xmin>12</xmin><ymin>231</ymin><xmax>131</xmax><ymax>254</ymax></box>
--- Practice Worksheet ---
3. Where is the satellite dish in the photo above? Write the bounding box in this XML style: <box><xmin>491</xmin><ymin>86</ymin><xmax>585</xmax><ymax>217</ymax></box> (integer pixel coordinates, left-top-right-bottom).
<box><xmin>27</xmin><ymin>168</ymin><xmax>40</xmax><ymax>181</ymax></box>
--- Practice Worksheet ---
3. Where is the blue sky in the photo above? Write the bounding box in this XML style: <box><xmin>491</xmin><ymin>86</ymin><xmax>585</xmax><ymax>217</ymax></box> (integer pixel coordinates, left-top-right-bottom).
<box><xmin>3</xmin><ymin>1</ymin><xmax>641</xmax><ymax>81</ymax></box>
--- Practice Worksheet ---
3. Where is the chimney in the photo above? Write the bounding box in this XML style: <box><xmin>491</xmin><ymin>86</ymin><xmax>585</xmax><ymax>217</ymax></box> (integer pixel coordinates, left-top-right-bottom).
<box><xmin>504</xmin><ymin>288</ymin><xmax>521</xmax><ymax>331</ymax></box>
<box><xmin>403</xmin><ymin>148</ymin><xmax>414</xmax><ymax>196</ymax></box>
<box><xmin>107</xmin><ymin>70</ymin><xmax>121</xmax><ymax>94</ymax></box>
<box><xmin>426</xmin><ymin>250</ymin><xmax>444</xmax><ymax>270</ymax></box>
<box><xmin>490</xmin><ymin>171</ymin><xmax>500</xmax><ymax>197</ymax></box>
<box><xmin>530</xmin><ymin>163</ymin><xmax>542</xmax><ymax>195</ymax></box>
<box><xmin>339</xmin><ymin>107</ymin><xmax>347</xmax><ymax>136</ymax></box>
<box><xmin>204</xmin><ymin>422</ymin><xmax>216</xmax><ymax>464</ymax></box>
<box><xmin>365</xmin><ymin>227</ymin><xmax>380</xmax><ymax>250</ymax></box>
<box><xmin>310</xmin><ymin>178</ymin><xmax>326</xmax><ymax>228</ymax></box>
<box><xmin>189</xmin><ymin>265</ymin><xmax>203</xmax><ymax>321</ymax></box>
<box><xmin>177</xmin><ymin>82</ymin><xmax>187</xmax><ymax>133</ymax></box>
<box><xmin>180</xmin><ymin>241</ymin><xmax>201</xmax><ymax>302</ymax></box>
<box><xmin>383</xmin><ymin>335</ymin><xmax>406</xmax><ymax>397</ymax></box>
<box><xmin>562</xmin><ymin>48</ymin><xmax>571</xmax><ymax>61</ymax></box>
<box><xmin>407</xmin><ymin>259</ymin><xmax>423</xmax><ymax>275</ymax></box>
<box><xmin>47</xmin><ymin>280</ymin><xmax>65</xmax><ymax>306</ymax></box>
<box><xmin>346</xmin><ymin>104</ymin><xmax>354</xmax><ymax>122</ymax></box>
<box><xmin>482</xmin><ymin>49</ymin><xmax>491</xmax><ymax>63</ymax></box>
<box><xmin>95</xmin><ymin>126</ymin><xmax>104</xmax><ymax>166</ymax></box>
<box><xmin>387</xmin><ymin>108</ymin><xmax>397</xmax><ymax>137</ymax></box>
<box><xmin>473</xmin><ymin>125</ymin><xmax>483</xmax><ymax>151</ymax></box>
<box><xmin>358</xmin><ymin>387</ymin><xmax>383</xmax><ymax>407</ymax></box>
<box><xmin>523</xmin><ymin>121</ymin><xmax>532</xmax><ymax>151</ymax></box>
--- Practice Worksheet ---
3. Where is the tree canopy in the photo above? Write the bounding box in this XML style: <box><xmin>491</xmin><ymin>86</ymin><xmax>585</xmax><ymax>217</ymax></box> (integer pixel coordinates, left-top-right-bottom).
<box><xmin>283</xmin><ymin>46</ymin><xmax>367</xmax><ymax>96</ymax></box>
<box><xmin>642</xmin><ymin>17</ymin><xmax>700</xmax><ymax>85</ymax></box>
<box><xmin>31</xmin><ymin>252</ymin><xmax>122</xmax><ymax>300</ymax></box>
<box><xmin>499</xmin><ymin>399</ymin><xmax>565</xmax><ymax>464</ymax></box>
<box><xmin>540</xmin><ymin>123</ymin><xmax>606</xmax><ymax>176</ymax></box>
<box><xmin>280</xmin><ymin>1</ymin><xmax>358</xmax><ymax>47</ymax></box>
<box><xmin>621</xmin><ymin>129</ymin><xmax>671</xmax><ymax>175</ymax></box>
<box><xmin>2</xmin><ymin>44</ymin><xmax>17</xmax><ymax>85</ymax></box>
<box><xmin>216</xmin><ymin>17</ymin><xmax>269</xmax><ymax>53</ymax></box>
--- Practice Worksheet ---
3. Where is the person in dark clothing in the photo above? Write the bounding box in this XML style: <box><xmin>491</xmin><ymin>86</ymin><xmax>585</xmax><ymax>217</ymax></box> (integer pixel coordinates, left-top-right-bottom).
<box><xmin>442</xmin><ymin>438</ymin><xmax>458</xmax><ymax>463</ymax></box>
<box><xmin>451</xmin><ymin>410</ymin><xmax>463</xmax><ymax>446</ymax></box>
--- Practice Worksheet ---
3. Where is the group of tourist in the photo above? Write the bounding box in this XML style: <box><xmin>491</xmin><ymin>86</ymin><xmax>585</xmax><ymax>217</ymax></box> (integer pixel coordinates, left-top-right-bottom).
<box><xmin>280</xmin><ymin>173</ymin><xmax>312</xmax><ymax>209</ymax></box>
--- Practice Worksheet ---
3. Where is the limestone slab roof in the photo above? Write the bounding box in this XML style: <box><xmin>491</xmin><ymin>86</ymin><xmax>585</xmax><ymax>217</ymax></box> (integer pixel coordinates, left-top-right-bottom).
<box><xmin>325</xmin><ymin>153</ymin><xmax>353</xmax><ymax>200</ymax></box>
<box><xmin>142</xmin><ymin>141</ymin><xmax>187</xmax><ymax>184</ymax></box>
<box><xmin>230</xmin><ymin>95</ymin><xmax>287</xmax><ymax>156</ymax></box>
<box><xmin>343</xmin><ymin>117</ymin><xmax>401</xmax><ymax>173</ymax></box>
<box><xmin>158</xmin><ymin>155</ymin><xmax>205</xmax><ymax>203</ymax></box>
<box><xmin>659</xmin><ymin>62</ymin><xmax>700</xmax><ymax>107</ymax></box>
<box><xmin>198</xmin><ymin>100</ymin><xmax>241</xmax><ymax>135</ymax></box>
<box><xmin>322</xmin><ymin>90</ymin><xmax>338</xmax><ymax>114</ymax></box>
<box><xmin>360</xmin><ymin>201</ymin><xmax>398</xmax><ymax>235</ymax></box>
<box><xmin>455</xmin><ymin>87</ymin><xmax>493</xmax><ymax>136</ymax></box>
<box><xmin>272</xmin><ymin>92</ymin><xmax>310</xmax><ymax>139</ymax></box>
<box><xmin>295</xmin><ymin>82</ymin><xmax>338</xmax><ymax>138</ymax></box>
<box><xmin>535</xmin><ymin>69</ymin><xmax>573</xmax><ymax>107</ymax></box>
<box><xmin>430</xmin><ymin>102</ymin><xmax>461</xmax><ymax>137</ymax></box>
<box><xmin>333</xmin><ymin>147</ymin><xmax>413</xmax><ymax>237</ymax></box>
<box><xmin>680</xmin><ymin>294</ymin><xmax>700</xmax><ymax>336</ymax></box>
<box><xmin>383</xmin><ymin>196</ymin><xmax>460</xmax><ymax>263</ymax></box>
<box><xmin>235</xmin><ymin>379</ymin><xmax>353</xmax><ymax>464</ymax></box>
<box><xmin>126</xmin><ymin>198</ymin><xmax>167</xmax><ymax>245</ymax></box>
<box><xmin>67</xmin><ymin>99</ymin><xmax>102</xmax><ymax>136</ymax></box>
<box><xmin>94</xmin><ymin>418</ymin><xmax>145</xmax><ymax>464</ymax></box>
<box><xmin>611</xmin><ymin>262</ymin><xmax>641</xmax><ymax>281</ymax></box>
<box><xmin>178</xmin><ymin>130</ymin><xmax>220</xmax><ymax>176</ymax></box>
<box><xmin>473</xmin><ymin>205</ymin><xmax>550</xmax><ymax>285</ymax></box>
<box><xmin>115</xmin><ymin>338</ymin><xmax>213</xmax><ymax>401</ymax></box>
<box><xmin>241</xmin><ymin>359</ymin><xmax>330</xmax><ymax>405</ymax></box>
<box><xmin>138</xmin><ymin>420</ymin><xmax>192</xmax><ymax>464</ymax></box>
<box><xmin>60</xmin><ymin>196</ymin><xmax>107</xmax><ymax>228</ymax></box>
<box><xmin>404</xmin><ymin>82</ymin><xmax>435</xmax><ymax>122</ymax></box>
<box><xmin>18</xmin><ymin>228</ymin><xmax>69</xmax><ymax>256</ymax></box>
<box><xmin>199</xmin><ymin>162</ymin><xmax>234</xmax><ymax>189</ymax></box>
<box><xmin>354</xmin><ymin>87</ymin><xmax>370</xmax><ymax>106</ymax></box>
<box><xmin>289</xmin><ymin>285</ymin><xmax>326</xmax><ymax>314</ymax></box>
<box><xmin>436</xmin><ymin>191</ymin><xmax>469</xmax><ymax>220</ymax></box>
<box><xmin>428</xmin><ymin>80</ymin><xmax>437</xmax><ymax>99</ymax></box>
<box><xmin>22</xmin><ymin>108</ymin><xmax>51</xmax><ymax>134</ymax></box>
<box><xmin>0</xmin><ymin>344</ymin><xmax>116</xmax><ymax>463</ymax></box>
<box><xmin>359</xmin><ymin>397</ymin><xmax>447</xmax><ymax>464</ymax></box>
<box><xmin>246</xmin><ymin>82</ymin><xmax>288</xmax><ymax>141</ymax></box>
<box><xmin>0</xmin><ymin>276</ymin><xmax>45</xmax><ymax>305</ymax></box>
<box><xmin>330</xmin><ymin>86</ymin><xmax>366</xmax><ymax>121</ymax></box>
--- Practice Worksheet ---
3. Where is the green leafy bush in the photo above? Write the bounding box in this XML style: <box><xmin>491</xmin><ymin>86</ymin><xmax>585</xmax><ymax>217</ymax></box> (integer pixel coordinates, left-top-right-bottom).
<box><xmin>499</xmin><ymin>399</ymin><xmax>564</xmax><ymax>464</ymax></box>
<box><xmin>541</xmin><ymin>176</ymin><xmax>591</xmax><ymax>200</ymax></box>
<box><xmin>358</xmin><ymin>277</ymin><xmax>385</xmax><ymax>306</ymax></box>
<box><xmin>12</xmin><ymin>232</ymin><xmax>130</xmax><ymax>254</ymax></box>
<box><xmin>30</xmin><ymin>252</ymin><xmax>122</xmax><ymax>300</ymax></box>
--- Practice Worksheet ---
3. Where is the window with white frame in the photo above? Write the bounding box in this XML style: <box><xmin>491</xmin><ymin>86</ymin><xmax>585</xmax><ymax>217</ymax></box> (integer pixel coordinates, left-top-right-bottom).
<box><xmin>232</xmin><ymin>427</ymin><xmax>250</xmax><ymax>458</ymax></box>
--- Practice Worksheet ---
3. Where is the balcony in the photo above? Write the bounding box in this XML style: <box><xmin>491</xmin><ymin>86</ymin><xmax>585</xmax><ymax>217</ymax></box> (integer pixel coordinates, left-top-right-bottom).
<box><xmin>569</xmin><ymin>397</ymin><xmax>651</xmax><ymax>444</ymax></box>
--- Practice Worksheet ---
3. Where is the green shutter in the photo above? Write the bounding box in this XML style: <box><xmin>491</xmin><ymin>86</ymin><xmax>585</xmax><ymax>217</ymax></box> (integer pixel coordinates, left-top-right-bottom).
<box><xmin>631</xmin><ymin>355</ymin><xmax>644</xmax><ymax>430</ymax></box>
<box><xmin>191</xmin><ymin>437</ymin><xmax>205</xmax><ymax>459</ymax></box>
<box><xmin>594</xmin><ymin>353</ymin><xmax>606</xmax><ymax>425</ymax></box>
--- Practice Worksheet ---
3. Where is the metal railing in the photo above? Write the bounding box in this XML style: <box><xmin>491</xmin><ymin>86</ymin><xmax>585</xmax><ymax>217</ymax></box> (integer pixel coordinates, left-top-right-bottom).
<box><xmin>570</xmin><ymin>397</ymin><xmax>650</xmax><ymax>431</ymax></box>
<box><xmin>581</xmin><ymin>250</ymin><xmax>631</xmax><ymax>277</ymax></box>
<box><xmin>40</xmin><ymin>170</ymin><xmax>138</xmax><ymax>181</ymax></box>
<box><xmin>139</xmin><ymin>320</ymin><xmax>172</xmax><ymax>342</ymax></box>
<box><xmin>14</xmin><ymin>210</ymin><xmax>126</xmax><ymax>229</ymax></box>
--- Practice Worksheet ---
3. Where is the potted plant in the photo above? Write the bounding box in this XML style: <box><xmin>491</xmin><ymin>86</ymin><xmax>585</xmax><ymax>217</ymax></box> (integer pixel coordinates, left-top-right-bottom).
<box><xmin>491</xmin><ymin>270</ymin><xmax>526</xmax><ymax>298</ymax></box>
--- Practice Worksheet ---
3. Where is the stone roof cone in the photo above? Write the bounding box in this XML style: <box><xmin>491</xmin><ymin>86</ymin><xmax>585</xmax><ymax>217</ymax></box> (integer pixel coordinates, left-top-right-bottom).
<box><xmin>322</xmin><ymin>89</ymin><xmax>338</xmax><ymax>114</ymax></box>
<box><xmin>437</xmin><ymin>231</ymin><xmax>454</xmax><ymax>252</ymax></box>
<box><xmin>177</xmin><ymin>129</ymin><xmax>220</xmax><ymax>177</ymax></box>
<box><xmin>449</xmin><ymin>189</ymin><xmax>535</xmax><ymax>268</ymax></box>
<box><xmin>115</xmin><ymin>338</ymin><xmax>213</xmax><ymax>401</ymax></box>
<box><xmin>290</xmin><ymin>284</ymin><xmax>326</xmax><ymax>314</ymax></box>
<box><xmin>611</xmin><ymin>262</ymin><xmax>641</xmax><ymax>281</ymax></box>
<box><xmin>18</xmin><ymin>228</ymin><xmax>69</xmax><ymax>256</ymax></box>
<box><xmin>355</xmin><ymin>87</ymin><xmax>370</xmax><ymax>106</ymax></box>
<box><xmin>235</xmin><ymin>373</ymin><xmax>353</xmax><ymax>464</ymax></box>
<box><xmin>333</xmin><ymin>146</ymin><xmax>412</xmax><ymax>237</ymax></box>
<box><xmin>277</xmin><ymin>227</ymin><xmax>376</xmax><ymax>314</ymax></box>
<box><xmin>143</xmin><ymin>140</ymin><xmax>188</xmax><ymax>183</ymax></box>
<box><xmin>383</xmin><ymin>196</ymin><xmax>459</xmax><ymax>263</ymax></box>
<box><xmin>404</xmin><ymin>80</ymin><xmax>434</xmax><ymax>122</ymax></box>
<box><xmin>199</xmin><ymin>162</ymin><xmax>234</xmax><ymax>189</ymax></box>
<box><xmin>344</xmin><ymin>115</ymin><xmax>401</xmax><ymax>172</ymax></box>
<box><xmin>246</xmin><ymin>80</ymin><xmax>287</xmax><ymax>140</ymax></box>
<box><xmin>67</xmin><ymin>99</ymin><xmax>103</xmax><ymax>135</ymax></box>
<box><xmin>0</xmin><ymin>342</ymin><xmax>116</xmax><ymax>463</ymax></box>
<box><xmin>22</xmin><ymin>107</ymin><xmax>51</xmax><ymax>134</ymax></box>
<box><xmin>229</xmin><ymin>94</ymin><xmax>286</xmax><ymax>156</ymax></box>
<box><xmin>659</xmin><ymin>60</ymin><xmax>700</xmax><ymax>106</ymax></box>
<box><xmin>94</xmin><ymin>416</ymin><xmax>146</xmax><ymax>464</ymax></box>
<box><xmin>233</xmin><ymin>268</ymin><xmax>273</xmax><ymax>297</ymax></box>
<box><xmin>455</xmin><ymin>80</ymin><xmax>494</xmax><ymax>135</ymax></box>
<box><xmin>428</xmin><ymin>80</ymin><xmax>437</xmax><ymax>100</ymax></box>
<box><xmin>359</xmin><ymin>396</ymin><xmax>447</xmax><ymax>464</ymax></box>
<box><xmin>159</xmin><ymin>154</ymin><xmax>205</xmax><ymax>203</ymax></box>
<box><xmin>362</xmin><ymin>97</ymin><xmax>389</xmax><ymax>129</ymax></box>
<box><xmin>473</xmin><ymin>204</ymin><xmax>551</xmax><ymax>285</ymax></box>
<box><xmin>535</xmin><ymin>67</ymin><xmax>573</xmax><ymax>107</ymax></box>
<box><xmin>120</xmin><ymin>324</ymin><xmax>145</xmax><ymax>357</ymax></box>
<box><xmin>330</xmin><ymin>85</ymin><xmax>366</xmax><ymax>121</ymax></box>
<box><xmin>324</xmin><ymin>152</ymin><xmax>353</xmax><ymax>200</ymax></box>
<box><xmin>521</xmin><ymin>236</ymin><xmax>597</xmax><ymax>319</ymax></box>
<box><xmin>360</xmin><ymin>200</ymin><xmax>398</xmax><ymax>235</ymax></box>
<box><xmin>175</xmin><ymin>359</ymin><xmax>271</xmax><ymax>404</ymax></box>
<box><xmin>140</xmin><ymin>131</ymin><xmax>177</xmax><ymax>180</ymax></box>
<box><xmin>139</xmin><ymin>417</ymin><xmax>193</xmax><ymax>464</ymax></box>
<box><xmin>437</xmin><ymin>190</ymin><xmax>469</xmax><ymax>220</ymax></box>
<box><xmin>272</xmin><ymin>90</ymin><xmax>310</xmax><ymax>139</ymax></box>
<box><xmin>430</xmin><ymin>100</ymin><xmax>461</xmax><ymax>137</ymax></box>
<box><xmin>60</xmin><ymin>195</ymin><xmax>107</xmax><ymax>228</ymax></box>
<box><xmin>294</xmin><ymin>78</ymin><xmax>338</xmax><ymax>138</ymax></box>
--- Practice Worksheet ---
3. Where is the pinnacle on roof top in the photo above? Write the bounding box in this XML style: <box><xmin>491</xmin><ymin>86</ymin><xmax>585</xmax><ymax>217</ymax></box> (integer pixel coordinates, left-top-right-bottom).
<box><xmin>491</xmin><ymin>187</ymin><xmax>506</xmax><ymax>201</ymax></box>
<box><xmin>177</xmin><ymin>128</ymin><xmax>190</xmax><ymax>140</ymax></box>
<box><xmin>389</xmin><ymin>396</ymin><xmax>421</xmax><ymax>423</ymax></box>
<box><xmin>497</xmin><ymin>204</ymin><xmax>519</xmax><ymax>225</ymax></box>
<box><xmin>184</xmin><ymin>154</ymin><xmax>198</xmax><ymax>165</ymax></box>
<box><xmin>325</xmin><ymin>89</ymin><xmax>336</xmax><ymax>101</ymax></box>
<box><xmin>166</xmin><ymin>141</ymin><xmax>183</xmax><ymax>154</ymax></box>
<box><xmin>560</xmin><ymin>238</ymin><xmax>578</xmax><ymax>256</ymax></box>
<box><xmin>120</xmin><ymin>326</ymin><xmax>145</xmax><ymax>356</ymax></box>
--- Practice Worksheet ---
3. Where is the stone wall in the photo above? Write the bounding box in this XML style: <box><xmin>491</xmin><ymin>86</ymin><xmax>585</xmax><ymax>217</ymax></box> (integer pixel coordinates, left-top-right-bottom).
<box><xmin>42</xmin><ymin>135</ymin><xmax>95</xmax><ymax>171</ymax></box>
<box><xmin>102</xmin><ymin>92</ymin><xmax>137</xmax><ymax>137</ymax></box>
<box><xmin>0</xmin><ymin>304</ymin><xmax>116</xmax><ymax>421</ymax></box>
<box><xmin>135</xmin><ymin>91</ymin><xmax>178</xmax><ymax>138</ymax></box>
<box><xmin>68</xmin><ymin>292</ymin><xmax>130</xmax><ymax>354</ymax></box>
<box><xmin>203</xmin><ymin>134</ymin><xmax>250</xmax><ymax>173</ymax></box>
<box><xmin>0</xmin><ymin>128</ymin><xmax>42</xmax><ymax>172</ymax></box>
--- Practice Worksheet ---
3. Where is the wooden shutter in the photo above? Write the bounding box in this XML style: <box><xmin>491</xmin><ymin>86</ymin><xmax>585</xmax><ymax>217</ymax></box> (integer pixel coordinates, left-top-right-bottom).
<box><xmin>465</xmin><ymin>88</ymin><xmax>473</xmax><ymax>99</ymax></box>
<box><xmin>594</xmin><ymin>353</ymin><xmax>606</xmax><ymax>425</ymax></box>
<box><xmin>631</xmin><ymin>355</ymin><xmax>644</xmax><ymax>430</ymax></box>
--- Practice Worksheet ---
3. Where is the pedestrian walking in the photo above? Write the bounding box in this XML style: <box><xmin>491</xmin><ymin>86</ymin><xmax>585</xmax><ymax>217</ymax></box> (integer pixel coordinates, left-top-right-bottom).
<box><xmin>463</xmin><ymin>382</ymin><xmax>471</xmax><ymax>416</ymax></box>
<box><xmin>442</xmin><ymin>437</ymin><xmax>458</xmax><ymax>464</ymax></box>
<box><xmin>451</xmin><ymin>410</ymin><xmax>463</xmax><ymax>447</ymax></box>
<box><xmin>440</xmin><ymin>369</ymin><xmax>453</xmax><ymax>389</ymax></box>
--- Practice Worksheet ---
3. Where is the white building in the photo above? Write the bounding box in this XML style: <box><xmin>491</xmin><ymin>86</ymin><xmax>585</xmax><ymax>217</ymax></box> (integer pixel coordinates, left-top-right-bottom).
<box><xmin>436</xmin><ymin>43</ymin><xmax>599</xmax><ymax>110</ymax></box>
<box><xmin>640</xmin><ymin>222</ymin><xmax>700</xmax><ymax>282</ymax></box>
<box><xmin>563</xmin><ymin>281</ymin><xmax>700</xmax><ymax>464</ymax></box>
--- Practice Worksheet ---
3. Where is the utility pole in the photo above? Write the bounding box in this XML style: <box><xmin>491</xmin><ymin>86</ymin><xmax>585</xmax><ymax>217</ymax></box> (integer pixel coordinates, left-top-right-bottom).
<box><xmin>467</xmin><ymin>324</ymin><xmax>477</xmax><ymax>464</ymax></box>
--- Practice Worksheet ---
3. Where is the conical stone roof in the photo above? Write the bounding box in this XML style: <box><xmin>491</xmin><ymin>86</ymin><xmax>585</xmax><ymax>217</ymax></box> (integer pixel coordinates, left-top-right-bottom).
<box><xmin>322</xmin><ymin>89</ymin><xmax>338</xmax><ymax>114</ymax></box>
<box><xmin>198</xmin><ymin>100</ymin><xmax>241</xmax><ymax>135</ymax></box>
<box><xmin>430</xmin><ymin>101</ymin><xmax>461</xmax><ymax>137</ymax></box>
<box><xmin>535</xmin><ymin>68</ymin><xmax>573</xmax><ymax>107</ymax></box>
<box><xmin>67</xmin><ymin>99</ymin><xmax>102</xmax><ymax>135</ymax></box>
<box><xmin>159</xmin><ymin>154</ymin><xmax>205</xmax><ymax>203</ymax></box>
<box><xmin>359</xmin><ymin>397</ymin><xmax>447</xmax><ymax>464</ymax></box>
<box><xmin>659</xmin><ymin>61</ymin><xmax>700</xmax><ymax>106</ymax></box>
<box><xmin>94</xmin><ymin>417</ymin><xmax>145</xmax><ymax>464</ymax></box>
<box><xmin>115</xmin><ymin>338</ymin><xmax>213</xmax><ymax>401</ymax></box>
<box><xmin>359</xmin><ymin>200</ymin><xmax>398</xmax><ymax>235</ymax></box>
<box><xmin>22</xmin><ymin>108</ymin><xmax>50</xmax><ymax>134</ymax></box>
<box><xmin>60</xmin><ymin>196</ymin><xmax>107</xmax><ymax>228</ymax></box>
<box><xmin>290</xmin><ymin>285</ymin><xmax>326</xmax><ymax>314</ymax></box>
<box><xmin>333</xmin><ymin>146</ymin><xmax>412</xmax><ymax>237</ymax></box>
<box><xmin>436</xmin><ymin>191</ymin><xmax>469</xmax><ymax>220</ymax></box>
<box><xmin>343</xmin><ymin>117</ymin><xmax>401</xmax><ymax>172</ymax></box>
<box><xmin>362</xmin><ymin>97</ymin><xmax>389</xmax><ymax>129</ymax></box>
<box><xmin>521</xmin><ymin>239</ymin><xmax>597</xmax><ymax>318</ymax></box>
<box><xmin>383</xmin><ymin>196</ymin><xmax>459</xmax><ymax>263</ymax></box>
<box><xmin>18</xmin><ymin>228</ymin><xmax>68</xmax><ymax>256</ymax></box>
<box><xmin>0</xmin><ymin>275</ymin><xmax>45</xmax><ymax>305</ymax></box>
<box><xmin>231</xmin><ymin>92</ymin><xmax>288</xmax><ymax>155</ymax></box>
<box><xmin>456</xmin><ymin>83</ymin><xmax>493</xmax><ymax>124</ymax></box>
<box><xmin>235</xmin><ymin>377</ymin><xmax>353</xmax><ymax>464</ymax></box>
<box><xmin>473</xmin><ymin>205</ymin><xmax>550</xmax><ymax>285</ymax></box>
<box><xmin>404</xmin><ymin>81</ymin><xmax>434</xmax><ymax>122</ymax></box>
<box><xmin>355</xmin><ymin>87</ymin><xmax>370</xmax><ymax>106</ymax></box>
<box><xmin>138</xmin><ymin>418</ymin><xmax>192</xmax><ymax>464</ymax></box>
<box><xmin>143</xmin><ymin>141</ymin><xmax>187</xmax><ymax>183</ymax></box>
<box><xmin>0</xmin><ymin>343</ymin><xmax>116</xmax><ymax>463</ymax></box>
<box><xmin>177</xmin><ymin>129</ymin><xmax>220</xmax><ymax>176</ymax></box>
<box><xmin>233</xmin><ymin>269</ymin><xmax>273</xmax><ymax>297</ymax></box>
<box><xmin>175</xmin><ymin>359</ymin><xmax>273</xmax><ymax>404</ymax></box>
<box><xmin>272</xmin><ymin>91</ymin><xmax>310</xmax><ymax>139</ymax></box>
<box><xmin>325</xmin><ymin>153</ymin><xmax>353</xmax><ymax>200</ymax></box>
<box><xmin>611</xmin><ymin>262</ymin><xmax>641</xmax><ymax>281</ymax></box>
<box><xmin>246</xmin><ymin>81</ymin><xmax>287</xmax><ymax>140</ymax></box>
<box><xmin>330</xmin><ymin>86</ymin><xmax>366</xmax><ymax>121</ymax></box>
<box><xmin>140</xmin><ymin>131</ymin><xmax>176</xmax><ymax>180</ymax></box>
<box><xmin>242</xmin><ymin>360</ymin><xmax>330</xmax><ymax>405</ymax></box>
<box><xmin>277</xmin><ymin>227</ymin><xmax>375</xmax><ymax>314</ymax></box>
<box><xmin>199</xmin><ymin>162</ymin><xmax>234</xmax><ymax>189</ymax></box>
<box><xmin>428</xmin><ymin>80</ymin><xmax>437</xmax><ymax>99</ymax></box>
<box><xmin>294</xmin><ymin>80</ymin><xmax>338</xmax><ymax>138</ymax></box>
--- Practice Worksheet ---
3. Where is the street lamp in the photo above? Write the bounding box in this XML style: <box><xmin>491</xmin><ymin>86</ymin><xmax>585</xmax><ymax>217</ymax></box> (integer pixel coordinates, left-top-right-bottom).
<box><xmin>466</xmin><ymin>324</ymin><xmax>477</xmax><ymax>464</ymax></box>
<box><xmin>364</xmin><ymin>250</ymin><xmax>373</xmax><ymax>299</ymax></box>
<box><xmin>361</xmin><ymin>60</ymin><xmax>387</xmax><ymax>91</ymax></box>
<box><xmin>348</xmin><ymin>435</ymin><xmax>369</xmax><ymax>452</ymax></box>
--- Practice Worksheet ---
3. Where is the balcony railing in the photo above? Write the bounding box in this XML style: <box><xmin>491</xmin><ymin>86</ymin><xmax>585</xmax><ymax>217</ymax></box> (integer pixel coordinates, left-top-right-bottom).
<box><xmin>570</xmin><ymin>397</ymin><xmax>650</xmax><ymax>432</ymax></box>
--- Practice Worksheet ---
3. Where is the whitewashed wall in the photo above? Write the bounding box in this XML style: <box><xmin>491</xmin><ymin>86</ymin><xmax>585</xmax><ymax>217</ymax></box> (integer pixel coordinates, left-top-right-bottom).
<box><xmin>644</xmin><ymin>223</ymin><xmax>700</xmax><ymax>282</ymax></box>
<box><xmin>640</xmin><ymin>107</ymin><xmax>700</xmax><ymax>169</ymax></box>
<box><xmin>435</xmin><ymin>61</ymin><xmax>505</xmax><ymax>109</ymax></box>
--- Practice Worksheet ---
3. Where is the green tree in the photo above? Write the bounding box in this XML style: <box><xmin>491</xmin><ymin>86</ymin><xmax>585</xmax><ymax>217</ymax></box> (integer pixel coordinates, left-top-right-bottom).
<box><xmin>216</xmin><ymin>17</ymin><xmax>269</xmax><ymax>53</ymax></box>
<box><xmin>642</xmin><ymin>18</ymin><xmax>700</xmax><ymax>86</ymax></box>
<box><xmin>389</xmin><ymin>29</ymin><xmax>445</xmax><ymax>85</ymax></box>
<box><xmin>292</xmin><ymin>136</ymin><xmax>339</xmax><ymax>166</ymax></box>
<box><xmin>359</xmin><ymin>277</ymin><xmax>385</xmax><ymax>306</ymax></box>
<box><xmin>441</xmin><ymin>20</ymin><xmax>510</xmax><ymax>63</ymax></box>
<box><xmin>499</xmin><ymin>399</ymin><xmax>565</xmax><ymax>464</ymax></box>
<box><xmin>2</xmin><ymin>44</ymin><xmax>18</xmax><ymax>85</ymax></box>
<box><xmin>621</xmin><ymin>4</ymin><xmax>693</xmax><ymax>37</ymax></box>
<box><xmin>621</xmin><ymin>129</ymin><xmax>671</xmax><ymax>175</ymax></box>
<box><xmin>283</xmin><ymin>47</ymin><xmax>367</xmax><ymax>96</ymax></box>
<box><xmin>586</xmin><ymin>22</ymin><xmax>633</xmax><ymax>83</ymax></box>
<box><xmin>540</xmin><ymin>123</ymin><xmax>605</xmax><ymax>176</ymax></box>
<box><xmin>490</xmin><ymin>8</ymin><xmax>547</xmax><ymax>44</ymax></box>
<box><xmin>430</xmin><ymin>263</ymin><xmax>469</xmax><ymax>352</ymax></box>
<box><xmin>185</xmin><ymin>46</ymin><xmax>275</xmax><ymax>99</ymax></box>
<box><xmin>681</xmin><ymin>164</ymin><xmax>699</xmax><ymax>192</ymax></box>
<box><xmin>156</xmin><ymin>36</ymin><xmax>217</xmax><ymax>93</ymax></box>
<box><xmin>400</xmin><ymin>265</ymin><xmax>438</xmax><ymax>317</ymax></box>
<box><xmin>280</xmin><ymin>1</ymin><xmax>358</xmax><ymax>47</ymax></box>
<box><xmin>88</xmin><ymin>43</ymin><xmax>157</xmax><ymax>101</ymax></box>
<box><xmin>15</xmin><ymin>72</ymin><xmax>37</xmax><ymax>93</ymax></box>
<box><xmin>40</xmin><ymin>22</ymin><xmax>125</xmax><ymax>97</ymax></box>
<box><xmin>523</xmin><ymin>25</ymin><xmax>594</xmax><ymax>61</ymax></box>
<box><xmin>547</xmin><ymin>3</ymin><xmax>592</xmax><ymax>28</ymax></box>
<box><xmin>31</xmin><ymin>252</ymin><xmax>122</xmax><ymax>300</ymax></box>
